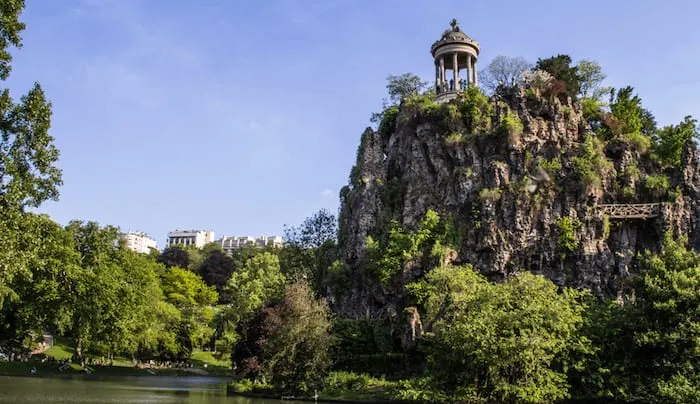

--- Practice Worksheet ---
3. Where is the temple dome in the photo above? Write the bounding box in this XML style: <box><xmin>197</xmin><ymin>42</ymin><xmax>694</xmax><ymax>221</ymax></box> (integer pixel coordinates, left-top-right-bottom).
<box><xmin>430</xmin><ymin>18</ymin><xmax>480</xmax><ymax>57</ymax></box>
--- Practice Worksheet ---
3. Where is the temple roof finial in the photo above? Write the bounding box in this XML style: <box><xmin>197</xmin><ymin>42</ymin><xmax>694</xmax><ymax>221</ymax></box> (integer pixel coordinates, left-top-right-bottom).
<box><xmin>450</xmin><ymin>18</ymin><xmax>460</xmax><ymax>31</ymax></box>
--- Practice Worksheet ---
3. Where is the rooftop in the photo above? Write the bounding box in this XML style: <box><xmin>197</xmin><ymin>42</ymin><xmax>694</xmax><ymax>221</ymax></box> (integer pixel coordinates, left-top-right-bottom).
<box><xmin>430</xmin><ymin>18</ymin><xmax>480</xmax><ymax>56</ymax></box>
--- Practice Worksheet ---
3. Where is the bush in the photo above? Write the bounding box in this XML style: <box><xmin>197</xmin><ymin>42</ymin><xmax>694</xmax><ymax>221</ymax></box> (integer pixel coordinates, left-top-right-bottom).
<box><xmin>445</xmin><ymin>132</ymin><xmax>465</xmax><ymax>145</ymax></box>
<box><xmin>497</xmin><ymin>112</ymin><xmax>524</xmax><ymax>141</ymax></box>
<box><xmin>479</xmin><ymin>187</ymin><xmax>502</xmax><ymax>202</ymax></box>
<box><xmin>459</xmin><ymin>86</ymin><xmax>493</xmax><ymax>133</ymax></box>
<box><xmin>557</xmin><ymin>217</ymin><xmax>580</xmax><ymax>253</ymax></box>
<box><xmin>572</xmin><ymin>134</ymin><xmax>612</xmax><ymax>191</ymax></box>
<box><xmin>643</xmin><ymin>174</ymin><xmax>670</xmax><ymax>198</ymax></box>
<box><xmin>408</xmin><ymin>265</ymin><xmax>590</xmax><ymax>403</ymax></box>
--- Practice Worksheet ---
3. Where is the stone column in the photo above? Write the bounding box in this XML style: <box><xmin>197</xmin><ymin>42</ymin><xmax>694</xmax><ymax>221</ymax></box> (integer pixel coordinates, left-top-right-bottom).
<box><xmin>465</xmin><ymin>54</ymin><xmax>471</xmax><ymax>85</ymax></box>
<box><xmin>452</xmin><ymin>52</ymin><xmax>458</xmax><ymax>91</ymax></box>
<box><xmin>440</xmin><ymin>57</ymin><xmax>445</xmax><ymax>88</ymax></box>
<box><xmin>473</xmin><ymin>57</ymin><xmax>478</xmax><ymax>86</ymax></box>
<box><xmin>435</xmin><ymin>61</ymin><xmax>439</xmax><ymax>92</ymax></box>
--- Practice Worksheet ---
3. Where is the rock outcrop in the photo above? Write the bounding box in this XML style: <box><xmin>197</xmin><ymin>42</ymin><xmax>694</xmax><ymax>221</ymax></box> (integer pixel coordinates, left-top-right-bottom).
<box><xmin>336</xmin><ymin>86</ymin><xmax>700</xmax><ymax>317</ymax></box>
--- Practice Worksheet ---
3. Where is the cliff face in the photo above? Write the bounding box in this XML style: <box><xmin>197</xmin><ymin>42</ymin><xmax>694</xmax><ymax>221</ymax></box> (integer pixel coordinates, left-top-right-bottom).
<box><xmin>336</xmin><ymin>87</ymin><xmax>700</xmax><ymax>317</ymax></box>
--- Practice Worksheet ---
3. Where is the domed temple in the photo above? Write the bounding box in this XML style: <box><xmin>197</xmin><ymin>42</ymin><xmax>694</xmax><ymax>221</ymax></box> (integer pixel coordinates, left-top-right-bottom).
<box><xmin>431</xmin><ymin>18</ymin><xmax>480</xmax><ymax>103</ymax></box>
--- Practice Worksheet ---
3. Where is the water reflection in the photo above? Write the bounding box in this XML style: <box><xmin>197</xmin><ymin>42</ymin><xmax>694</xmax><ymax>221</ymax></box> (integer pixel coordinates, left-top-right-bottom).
<box><xmin>0</xmin><ymin>376</ymin><xmax>317</xmax><ymax>404</ymax></box>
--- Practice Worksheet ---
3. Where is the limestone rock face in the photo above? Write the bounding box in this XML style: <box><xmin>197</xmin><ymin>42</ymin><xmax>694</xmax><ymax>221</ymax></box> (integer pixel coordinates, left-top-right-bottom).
<box><xmin>336</xmin><ymin>88</ymin><xmax>700</xmax><ymax>317</ymax></box>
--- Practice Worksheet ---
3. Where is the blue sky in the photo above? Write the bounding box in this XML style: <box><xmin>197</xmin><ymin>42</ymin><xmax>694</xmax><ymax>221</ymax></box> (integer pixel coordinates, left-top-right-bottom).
<box><xmin>9</xmin><ymin>0</ymin><xmax>700</xmax><ymax>247</ymax></box>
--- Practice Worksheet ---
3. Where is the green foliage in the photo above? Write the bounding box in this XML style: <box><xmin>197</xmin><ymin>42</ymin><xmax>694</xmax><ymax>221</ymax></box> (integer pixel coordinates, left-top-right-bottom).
<box><xmin>478</xmin><ymin>187</ymin><xmax>502</xmax><ymax>202</ymax></box>
<box><xmin>497</xmin><ymin>111</ymin><xmax>524</xmax><ymax>138</ymax></box>
<box><xmin>367</xmin><ymin>210</ymin><xmax>463</xmax><ymax>286</ymax></box>
<box><xmin>539</xmin><ymin>156</ymin><xmax>562</xmax><ymax>177</ymax></box>
<box><xmin>377</xmin><ymin>104</ymin><xmax>399</xmax><ymax>137</ymax></box>
<box><xmin>556</xmin><ymin>217</ymin><xmax>580</xmax><ymax>253</ymax></box>
<box><xmin>458</xmin><ymin>86</ymin><xmax>493</xmax><ymax>133</ymax></box>
<box><xmin>581</xmin><ymin>96</ymin><xmax>605</xmax><ymax>122</ymax></box>
<box><xmin>576</xmin><ymin>59</ymin><xmax>606</xmax><ymax>99</ymax></box>
<box><xmin>254</xmin><ymin>281</ymin><xmax>334</xmax><ymax>395</ymax></box>
<box><xmin>602</xmin><ymin>215</ymin><xmax>610</xmax><ymax>240</ymax></box>
<box><xmin>572</xmin><ymin>133</ymin><xmax>612</xmax><ymax>190</ymax></box>
<box><xmin>284</xmin><ymin>208</ymin><xmax>337</xmax><ymax>249</ymax></box>
<box><xmin>385</xmin><ymin>73</ymin><xmax>428</xmax><ymax>104</ymax></box>
<box><xmin>643</xmin><ymin>174</ymin><xmax>670</xmax><ymax>199</ymax></box>
<box><xmin>408</xmin><ymin>265</ymin><xmax>589</xmax><ymax>403</ymax></box>
<box><xmin>653</xmin><ymin>115</ymin><xmax>699</xmax><ymax>167</ymax></box>
<box><xmin>226</xmin><ymin>252</ymin><xmax>286</xmax><ymax>320</ymax></box>
<box><xmin>535</xmin><ymin>54</ymin><xmax>580</xmax><ymax>99</ymax></box>
<box><xmin>0</xmin><ymin>0</ymin><xmax>62</xmax><ymax>308</ymax></box>
<box><xmin>605</xmin><ymin>86</ymin><xmax>654</xmax><ymax>153</ymax></box>
<box><xmin>444</xmin><ymin>132</ymin><xmax>464</xmax><ymax>145</ymax></box>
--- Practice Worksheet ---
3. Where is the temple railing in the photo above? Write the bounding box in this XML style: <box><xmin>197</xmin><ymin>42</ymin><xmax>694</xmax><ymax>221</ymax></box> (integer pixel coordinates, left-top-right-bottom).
<box><xmin>596</xmin><ymin>203</ymin><xmax>664</xmax><ymax>219</ymax></box>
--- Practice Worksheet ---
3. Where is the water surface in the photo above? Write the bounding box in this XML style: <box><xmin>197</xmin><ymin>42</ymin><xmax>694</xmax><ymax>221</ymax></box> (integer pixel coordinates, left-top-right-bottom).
<box><xmin>0</xmin><ymin>376</ymin><xmax>318</xmax><ymax>404</ymax></box>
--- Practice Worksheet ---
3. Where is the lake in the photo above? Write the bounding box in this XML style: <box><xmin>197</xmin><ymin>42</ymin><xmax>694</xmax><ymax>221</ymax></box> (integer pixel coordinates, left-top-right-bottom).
<box><xmin>0</xmin><ymin>376</ymin><xmax>322</xmax><ymax>404</ymax></box>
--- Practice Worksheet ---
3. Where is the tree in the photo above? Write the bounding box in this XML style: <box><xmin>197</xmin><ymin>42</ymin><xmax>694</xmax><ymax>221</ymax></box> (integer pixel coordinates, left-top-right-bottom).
<box><xmin>233</xmin><ymin>281</ymin><xmax>334</xmax><ymax>395</ymax></box>
<box><xmin>576</xmin><ymin>59</ymin><xmax>606</xmax><ymax>99</ymax></box>
<box><xmin>226</xmin><ymin>252</ymin><xmax>286</xmax><ymax>320</ymax></box>
<box><xmin>158</xmin><ymin>245</ymin><xmax>189</xmax><ymax>269</ymax></box>
<box><xmin>408</xmin><ymin>264</ymin><xmax>589</xmax><ymax>403</ymax></box>
<box><xmin>282</xmin><ymin>209</ymin><xmax>340</xmax><ymax>291</ymax></box>
<box><xmin>653</xmin><ymin>115</ymin><xmax>699</xmax><ymax>167</ymax></box>
<box><xmin>0</xmin><ymin>214</ymin><xmax>80</xmax><ymax>350</ymax></box>
<box><xmin>0</xmin><ymin>0</ymin><xmax>62</xmax><ymax>308</ymax></box>
<box><xmin>479</xmin><ymin>55</ymin><xmax>532</xmax><ymax>92</ymax></box>
<box><xmin>284</xmin><ymin>208</ymin><xmax>338</xmax><ymax>249</ymax></box>
<box><xmin>160</xmin><ymin>266</ymin><xmax>218</xmax><ymax>356</ymax></box>
<box><xmin>385</xmin><ymin>73</ymin><xmax>428</xmax><ymax>104</ymax></box>
<box><xmin>632</xmin><ymin>234</ymin><xmax>700</xmax><ymax>402</ymax></box>
<box><xmin>197</xmin><ymin>248</ymin><xmax>235</xmax><ymax>303</ymax></box>
<box><xmin>535</xmin><ymin>54</ymin><xmax>580</xmax><ymax>99</ymax></box>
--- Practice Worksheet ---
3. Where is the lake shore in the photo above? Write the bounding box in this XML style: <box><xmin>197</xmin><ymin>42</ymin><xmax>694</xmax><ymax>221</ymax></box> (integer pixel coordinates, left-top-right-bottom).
<box><xmin>0</xmin><ymin>360</ymin><xmax>232</xmax><ymax>379</ymax></box>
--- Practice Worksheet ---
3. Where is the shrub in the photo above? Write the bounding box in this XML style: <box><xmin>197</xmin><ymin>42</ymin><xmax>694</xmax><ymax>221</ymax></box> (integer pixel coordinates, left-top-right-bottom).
<box><xmin>408</xmin><ymin>265</ymin><xmax>590</xmax><ymax>403</ymax></box>
<box><xmin>643</xmin><ymin>174</ymin><xmax>670</xmax><ymax>198</ymax></box>
<box><xmin>539</xmin><ymin>156</ymin><xmax>562</xmax><ymax>177</ymax></box>
<box><xmin>259</xmin><ymin>281</ymin><xmax>334</xmax><ymax>395</ymax></box>
<box><xmin>572</xmin><ymin>134</ymin><xmax>612</xmax><ymax>191</ymax></box>
<box><xmin>497</xmin><ymin>112</ymin><xmax>524</xmax><ymax>141</ymax></box>
<box><xmin>378</xmin><ymin>105</ymin><xmax>399</xmax><ymax>137</ymax></box>
<box><xmin>479</xmin><ymin>187</ymin><xmax>502</xmax><ymax>202</ymax></box>
<box><xmin>459</xmin><ymin>86</ymin><xmax>493</xmax><ymax>133</ymax></box>
<box><xmin>445</xmin><ymin>132</ymin><xmax>465</xmax><ymax>145</ymax></box>
<box><xmin>626</xmin><ymin>131</ymin><xmax>652</xmax><ymax>154</ymax></box>
<box><xmin>557</xmin><ymin>217</ymin><xmax>580</xmax><ymax>253</ymax></box>
<box><xmin>602</xmin><ymin>215</ymin><xmax>610</xmax><ymax>240</ymax></box>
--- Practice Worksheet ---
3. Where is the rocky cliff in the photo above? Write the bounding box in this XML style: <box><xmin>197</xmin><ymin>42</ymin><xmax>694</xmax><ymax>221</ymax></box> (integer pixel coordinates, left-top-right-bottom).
<box><xmin>336</xmin><ymin>84</ymin><xmax>700</xmax><ymax>318</ymax></box>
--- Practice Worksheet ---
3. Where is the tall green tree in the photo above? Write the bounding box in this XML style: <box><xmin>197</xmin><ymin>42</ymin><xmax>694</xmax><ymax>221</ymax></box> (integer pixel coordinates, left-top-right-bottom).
<box><xmin>0</xmin><ymin>214</ymin><xmax>79</xmax><ymax>350</ymax></box>
<box><xmin>408</xmin><ymin>264</ymin><xmax>589</xmax><ymax>403</ymax></box>
<box><xmin>0</xmin><ymin>0</ymin><xmax>62</xmax><ymax>308</ymax></box>
<box><xmin>232</xmin><ymin>281</ymin><xmax>334</xmax><ymax>395</ymax></box>
<box><xmin>653</xmin><ymin>115</ymin><xmax>699</xmax><ymax>167</ymax></box>
<box><xmin>576</xmin><ymin>59</ymin><xmax>606</xmax><ymax>99</ymax></box>
<box><xmin>160</xmin><ymin>266</ymin><xmax>218</xmax><ymax>356</ymax></box>
<box><xmin>226</xmin><ymin>252</ymin><xmax>286</xmax><ymax>320</ymax></box>
<box><xmin>535</xmin><ymin>54</ymin><xmax>580</xmax><ymax>99</ymax></box>
<box><xmin>197</xmin><ymin>248</ymin><xmax>235</xmax><ymax>303</ymax></box>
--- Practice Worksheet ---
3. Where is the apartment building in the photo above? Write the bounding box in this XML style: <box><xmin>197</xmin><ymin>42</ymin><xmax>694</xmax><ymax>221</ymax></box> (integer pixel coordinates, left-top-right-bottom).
<box><xmin>120</xmin><ymin>231</ymin><xmax>158</xmax><ymax>254</ymax></box>
<box><xmin>217</xmin><ymin>235</ymin><xmax>284</xmax><ymax>255</ymax></box>
<box><xmin>166</xmin><ymin>229</ymin><xmax>215</xmax><ymax>249</ymax></box>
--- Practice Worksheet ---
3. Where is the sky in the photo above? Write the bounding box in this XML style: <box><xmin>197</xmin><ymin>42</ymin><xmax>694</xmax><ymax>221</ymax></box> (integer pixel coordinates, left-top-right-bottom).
<box><xmin>8</xmin><ymin>0</ymin><xmax>700</xmax><ymax>248</ymax></box>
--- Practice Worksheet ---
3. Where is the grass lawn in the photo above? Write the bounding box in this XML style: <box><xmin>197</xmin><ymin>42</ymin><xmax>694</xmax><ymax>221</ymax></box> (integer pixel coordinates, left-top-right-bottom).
<box><xmin>0</xmin><ymin>338</ymin><xmax>232</xmax><ymax>378</ymax></box>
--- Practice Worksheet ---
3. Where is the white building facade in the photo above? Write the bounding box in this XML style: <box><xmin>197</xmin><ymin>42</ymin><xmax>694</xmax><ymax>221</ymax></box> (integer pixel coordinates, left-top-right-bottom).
<box><xmin>217</xmin><ymin>235</ymin><xmax>284</xmax><ymax>255</ymax></box>
<box><xmin>166</xmin><ymin>229</ymin><xmax>215</xmax><ymax>249</ymax></box>
<box><xmin>120</xmin><ymin>231</ymin><xmax>158</xmax><ymax>254</ymax></box>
